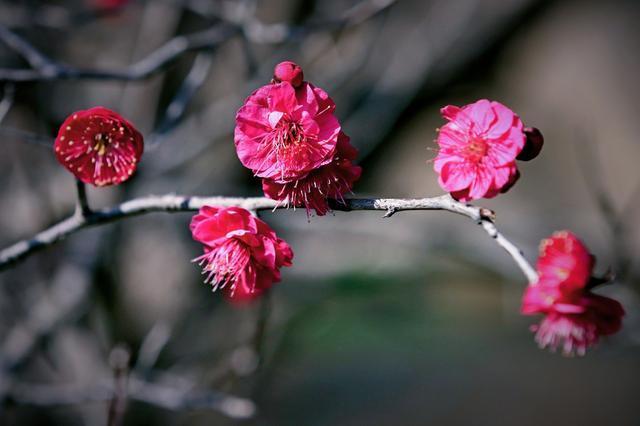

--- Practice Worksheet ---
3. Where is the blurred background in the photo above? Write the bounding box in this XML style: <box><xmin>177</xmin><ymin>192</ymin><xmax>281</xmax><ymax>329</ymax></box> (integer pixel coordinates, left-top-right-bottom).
<box><xmin>1</xmin><ymin>0</ymin><xmax>640</xmax><ymax>424</ymax></box>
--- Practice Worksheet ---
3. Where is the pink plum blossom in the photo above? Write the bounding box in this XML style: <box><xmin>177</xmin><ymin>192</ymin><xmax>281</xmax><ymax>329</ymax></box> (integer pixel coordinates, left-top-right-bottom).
<box><xmin>234</xmin><ymin>79</ymin><xmax>340</xmax><ymax>183</ymax></box>
<box><xmin>521</xmin><ymin>231</ymin><xmax>624</xmax><ymax>356</ymax></box>
<box><xmin>434</xmin><ymin>99</ymin><xmax>526</xmax><ymax>201</ymax></box>
<box><xmin>190</xmin><ymin>206</ymin><xmax>293</xmax><ymax>301</ymax></box>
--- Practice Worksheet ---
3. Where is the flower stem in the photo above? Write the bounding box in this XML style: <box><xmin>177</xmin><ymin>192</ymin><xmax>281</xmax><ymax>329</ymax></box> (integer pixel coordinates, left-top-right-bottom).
<box><xmin>75</xmin><ymin>179</ymin><xmax>92</xmax><ymax>217</ymax></box>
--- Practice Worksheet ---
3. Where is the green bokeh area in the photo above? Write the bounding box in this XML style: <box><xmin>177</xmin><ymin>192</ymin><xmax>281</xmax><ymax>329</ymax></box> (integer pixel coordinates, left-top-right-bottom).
<box><xmin>253</xmin><ymin>265</ymin><xmax>639</xmax><ymax>426</ymax></box>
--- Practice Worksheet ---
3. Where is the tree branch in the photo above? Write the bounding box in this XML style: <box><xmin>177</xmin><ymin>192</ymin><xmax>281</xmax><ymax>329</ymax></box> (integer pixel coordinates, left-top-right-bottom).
<box><xmin>0</xmin><ymin>194</ymin><xmax>538</xmax><ymax>283</ymax></box>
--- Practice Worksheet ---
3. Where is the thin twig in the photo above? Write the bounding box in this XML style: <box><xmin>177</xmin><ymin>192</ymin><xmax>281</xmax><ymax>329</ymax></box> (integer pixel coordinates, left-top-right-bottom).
<box><xmin>133</xmin><ymin>323</ymin><xmax>172</xmax><ymax>379</ymax></box>
<box><xmin>107</xmin><ymin>345</ymin><xmax>130</xmax><ymax>426</ymax></box>
<box><xmin>0</xmin><ymin>83</ymin><xmax>15</xmax><ymax>123</ymax></box>
<box><xmin>0</xmin><ymin>25</ymin><xmax>55</xmax><ymax>71</ymax></box>
<box><xmin>0</xmin><ymin>194</ymin><xmax>538</xmax><ymax>283</ymax></box>
<box><xmin>148</xmin><ymin>53</ymin><xmax>214</xmax><ymax>147</ymax></box>
<box><xmin>252</xmin><ymin>291</ymin><xmax>271</xmax><ymax>370</ymax></box>
<box><xmin>75</xmin><ymin>179</ymin><xmax>91</xmax><ymax>217</ymax></box>
<box><xmin>573</xmin><ymin>130</ymin><xmax>632</xmax><ymax>279</ymax></box>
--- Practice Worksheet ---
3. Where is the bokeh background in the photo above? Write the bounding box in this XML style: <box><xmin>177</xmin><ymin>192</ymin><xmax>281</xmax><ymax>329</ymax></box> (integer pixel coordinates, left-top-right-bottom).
<box><xmin>1</xmin><ymin>0</ymin><xmax>640</xmax><ymax>425</ymax></box>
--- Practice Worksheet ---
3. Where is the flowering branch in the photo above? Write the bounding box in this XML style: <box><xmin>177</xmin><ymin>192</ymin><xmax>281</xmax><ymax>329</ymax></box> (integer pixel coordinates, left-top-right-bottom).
<box><xmin>0</xmin><ymin>194</ymin><xmax>538</xmax><ymax>283</ymax></box>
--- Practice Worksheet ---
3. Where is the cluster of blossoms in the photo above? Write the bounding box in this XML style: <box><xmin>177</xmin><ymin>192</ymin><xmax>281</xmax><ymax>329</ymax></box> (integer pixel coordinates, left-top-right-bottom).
<box><xmin>186</xmin><ymin>61</ymin><xmax>363</xmax><ymax>300</ymax></box>
<box><xmin>521</xmin><ymin>231</ymin><xmax>624</xmax><ymax>356</ymax></box>
<box><xmin>429</xmin><ymin>99</ymin><xmax>623</xmax><ymax>354</ymax></box>
<box><xmin>51</xmin><ymin>60</ymin><xmax>624</xmax><ymax>353</ymax></box>
<box><xmin>235</xmin><ymin>61</ymin><xmax>362</xmax><ymax>215</ymax></box>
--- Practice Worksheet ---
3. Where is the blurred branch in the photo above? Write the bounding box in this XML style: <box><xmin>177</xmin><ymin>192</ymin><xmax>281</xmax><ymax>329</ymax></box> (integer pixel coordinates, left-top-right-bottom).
<box><xmin>148</xmin><ymin>53</ymin><xmax>214</xmax><ymax>148</ymax></box>
<box><xmin>133</xmin><ymin>323</ymin><xmax>172</xmax><ymax>379</ymax></box>
<box><xmin>0</xmin><ymin>194</ymin><xmax>538</xmax><ymax>283</ymax></box>
<box><xmin>236</xmin><ymin>0</ymin><xmax>396</xmax><ymax>43</ymax></box>
<box><xmin>2</xmin><ymin>3</ymin><xmax>118</xmax><ymax>31</ymax></box>
<box><xmin>0</xmin><ymin>0</ymin><xmax>396</xmax><ymax>83</ymax></box>
<box><xmin>107</xmin><ymin>345</ymin><xmax>131</xmax><ymax>426</ymax></box>
<box><xmin>0</xmin><ymin>126</ymin><xmax>52</xmax><ymax>146</ymax></box>
<box><xmin>0</xmin><ymin>270</ymin><xmax>90</xmax><ymax>373</ymax></box>
<box><xmin>0</xmin><ymin>24</ymin><xmax>239</xmax><ymax>82</ymax></box>
<box><xmin>6</xmin><ymin>374</ymin><xmax>256</xmax><ymax>420</ymax></box>
<box><xmin>0</xmin><ymin>83</ymin><xmax>14</xmax><ymax>123</ymax></box>
<box><xmin>0</xmin><ymin>266</ymin><xmax>91</xmax><ymax>402</ymax></box>
<box><xmin>574</xmin><ymin>131</ymin><xmax>632</xmax><ymax>279</ymax></box>
<box><xmin>0</xmin><ymin>25</ymin><xmax>53</xmax><ymax>72</ymax></box>
<box><xmin>252</xmin><ymin>291</ymin><xmax>271</xmax><ymax>368</ymax></box>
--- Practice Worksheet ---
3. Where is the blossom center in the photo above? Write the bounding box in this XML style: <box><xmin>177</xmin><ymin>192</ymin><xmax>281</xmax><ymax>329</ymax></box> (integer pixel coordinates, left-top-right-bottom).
<box><xmin>274</xmin><ymin>120</ymin><xmax>305</xmax><ymax>150</ymax></box>
<box><xmin>193</xmin><ymin>239</ymin><xmax>251</xmax><ymax>293</ymax></box>
<box><xmin>464</xmin><ymin>137</ymin><xmax>488</xmax><ymax>162</ymax></box>
<box><xmin>264</xmin><ymin>117</ymin><xmax>316</xmax><ymax>178</ymax></box>
<box><xmin>93</xmin><ymin>133</ymin><xmax>112</xmax><ymax>156</ymax></box>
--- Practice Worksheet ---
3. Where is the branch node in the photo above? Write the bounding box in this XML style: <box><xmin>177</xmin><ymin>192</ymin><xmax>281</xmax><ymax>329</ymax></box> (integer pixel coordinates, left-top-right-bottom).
<box><xmin>479</xmin><ymin>207</ymin><xmax>496</xmax><ymax>221</ymax></box>
<box><xmin>382</xmin><ymin>207</ymin><xmax>396</xmax><ymax>218</ymax></box>
<box><xmin>586</xmin><ymin>267</ymin><xmax>616</xmax><ymax>289</ymax></box>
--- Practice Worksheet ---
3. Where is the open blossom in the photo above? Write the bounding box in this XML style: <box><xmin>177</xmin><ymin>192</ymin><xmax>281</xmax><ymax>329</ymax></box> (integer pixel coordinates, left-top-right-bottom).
<box><xmin>525</xmin><ymin>293</ymin><xmax>624</xmax><ymax>356</ymax></box>
<box><xmin>521</xmin><ymin>231</ymin><xmax>624</xmax><ymax>356</ymax></box>
<box><xmin>434</xmin><ymin>99</ymin><xmax>526</xmax><ymax>201</ymax></box>
<box><xmin>190</xmin><ymin>206</ymin><xmax>293</xmax><ymax>301</ymax></box>
<box><xmin>262</xmin><ymin>132</ymin><xmax>362</xmax><ymax>215</ymax></box>
<box><xmin>234</xmin><ymin>65</ymin><xmax>341</xmax><ymax>183</ymax></box>
<box><xmin>54</xmin><ymin>107</ymin><xmax>144</xmax><ymax>186</ymax></box>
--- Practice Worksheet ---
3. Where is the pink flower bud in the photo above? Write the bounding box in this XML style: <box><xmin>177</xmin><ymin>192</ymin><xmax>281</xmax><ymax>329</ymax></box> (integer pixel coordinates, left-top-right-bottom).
<box><xmin>273</xmin><ymin>61</ymin><xmax>304</xmax><ymax>88</ymax></box>
<box><xmin>54</xmin><ymin>107</ymin><xmax>144</xmax><ymax>187</ymax></box>
<box><xmin>517</xmin><ymin>127</ymin><xmax>544</xmax><ymax>161</ymax></box>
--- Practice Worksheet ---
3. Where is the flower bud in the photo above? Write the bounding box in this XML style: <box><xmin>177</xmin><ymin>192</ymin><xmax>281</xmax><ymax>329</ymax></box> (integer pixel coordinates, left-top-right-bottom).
<box><xmin>500</xmin><ymin>169</ymin><xmax>520</xmax><ymax>194</ymax></box>
<box><xmin>517</xmin><ymin>127</ymin><xmax>544</xmax><ymax>161</ymax></box>
<box><xmin>54</xmin><ymin>107</ymin><xmax>144</xmax><ymax>187</ymax></box>
<box><xmin>273</xmin><ymin>61</ymin><xmax>304</xmax><ymax>88</ymax></box>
